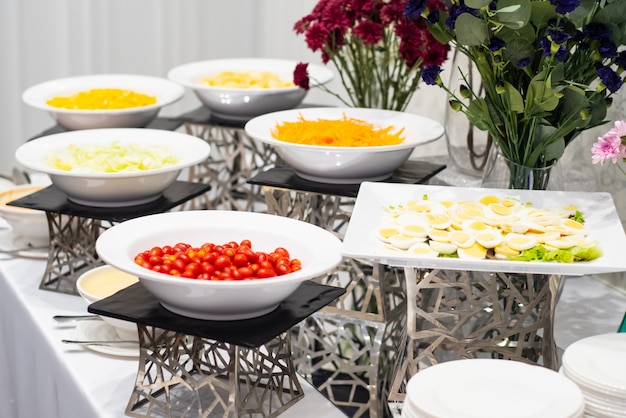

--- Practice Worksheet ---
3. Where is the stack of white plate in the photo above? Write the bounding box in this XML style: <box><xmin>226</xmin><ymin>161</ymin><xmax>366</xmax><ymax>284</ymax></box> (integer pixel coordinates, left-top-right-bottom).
<box><xmin>561</xmin><ymin>333</ymin><xmax>626</xmax><ymax>417</ymax></box>
<box><xmin>402</xmin><ymin>358</ymin><xmax>585</xmax><ymax>418</ymax></box>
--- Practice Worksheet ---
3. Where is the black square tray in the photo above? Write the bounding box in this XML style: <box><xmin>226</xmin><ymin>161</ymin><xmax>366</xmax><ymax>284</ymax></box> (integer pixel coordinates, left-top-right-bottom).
<box><xmin>88</xmin><ymin>280</ymin><xmax>345</xmax><ymax>348</ymax></box>
<box><xmin>248</xmin><ymin>160</ymin><xmax>446</xmax><ymax>198</ymax></box>
<box><xmin>6</xmin><ymin>181</ymin><xmax>210</xmax><ymax>223</ymax></box>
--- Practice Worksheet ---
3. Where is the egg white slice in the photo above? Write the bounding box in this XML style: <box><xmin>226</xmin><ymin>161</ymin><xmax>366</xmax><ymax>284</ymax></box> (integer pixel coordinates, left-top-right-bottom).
<box><xmin>474</xmin><ymin>229</ymin><xmax>503</xmax><ymax>249</ymax></box>
<box><xmin>505</xmin><ymin>233</ymin><xmax>537</xmax><ymax>251</ymax></box>
<box><xmin>449</xmin><ymin>230</ymin><xmax>475</xmax><ymax>248</ymax></box>
<box><xmin>376</xmin><ymin>226</ymin><xmax>401</xmax><ymax>243</ymax></box>
<box><xmin>395</xmin><ymin>211</ymin><xmax>429</xmax><ymax>226</ymax></box>
<box><xmin>429</xmin><ymin>240</ymin><xmax>457</xmax><ymax>255</ymax></box>
<box><xmin>400</xmin><ymin>223</ymin><xmax>430</xmax><ymax>239</ymax></box>
<box><xmin>407</xmin><ymin>242</ymin><xmax>439</xmax><ymax>258</ymax></box>
<box><xmin>388</xmin><ymin>234</ymin><xmax>422</xmax><ymax>250</ymax></box>
<box><xmin>457</xmin><ymin>243</ymin><xmax>488</xmax><ymax>259</ymax></box>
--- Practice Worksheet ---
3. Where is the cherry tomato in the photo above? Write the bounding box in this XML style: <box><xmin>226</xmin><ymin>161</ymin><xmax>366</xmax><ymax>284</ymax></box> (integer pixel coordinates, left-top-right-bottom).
<box><xmin>213</xmin><ymin>255</ymin><xmax>231</xmax><ymax>271</ymax></box>
<box><xmin>257</xmin><ymin>267</ymin><xmax>277</xmax><ymax>278</ymax></box>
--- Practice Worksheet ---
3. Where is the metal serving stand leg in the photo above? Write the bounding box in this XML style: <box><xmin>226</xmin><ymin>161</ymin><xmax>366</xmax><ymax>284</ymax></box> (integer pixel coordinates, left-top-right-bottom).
<box><xmin>387</xmin><ymin>267</ymin><xmax>563</xmax><ymax>415</ymax></box>
<box><xmin>127</xmin><ymin>326</ymin><xmax>303</xmax><ymax>418</ymax></box>
<box><xmin>264</xmin><ymin>187</ymin><xmax>405</xmax><ymax>418</ymax></box>
<box><xmin>182</xmin><ymin>122</ymin><xmax>278</xmax><ymax>211</ymax></box>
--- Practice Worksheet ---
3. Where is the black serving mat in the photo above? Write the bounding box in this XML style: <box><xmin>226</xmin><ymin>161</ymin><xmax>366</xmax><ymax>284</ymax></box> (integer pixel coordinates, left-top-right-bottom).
<box><xmin>6</xmin><ymin>181</ymin><xmax>210</xmax><ymax>223</ymax></box>
<box><xmin>88</xmin><ymin>280</ymin><xmax>345</xmax><ymax>348</ymax></box>
<box><xmin>248</xmin><ymin>160</ymin><xmax>446</xmax><ymax>198</ymax></box>
<box><xmin>28</xmin><ymin>116</ymin><xmax>186</xmax><ymax>141</ymax></box>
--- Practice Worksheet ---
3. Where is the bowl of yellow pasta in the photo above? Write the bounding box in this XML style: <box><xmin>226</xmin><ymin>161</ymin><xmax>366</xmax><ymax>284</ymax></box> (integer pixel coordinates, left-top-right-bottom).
<box><xmin>22</xmin><ymin>74</ymin><xmax>185</xmax><ymax>130</ymax></box>
<box><xmin>167</xmin><ymin>58</ymin><xmax>334</xmax><ymax>123</ymax></box>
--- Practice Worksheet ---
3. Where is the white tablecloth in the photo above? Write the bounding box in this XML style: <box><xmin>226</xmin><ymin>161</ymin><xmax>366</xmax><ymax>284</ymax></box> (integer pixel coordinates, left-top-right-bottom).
<box><xmin>0</xmin><ymin>257</ymin><xmax>346</xmax><ymax>418</ymax></box>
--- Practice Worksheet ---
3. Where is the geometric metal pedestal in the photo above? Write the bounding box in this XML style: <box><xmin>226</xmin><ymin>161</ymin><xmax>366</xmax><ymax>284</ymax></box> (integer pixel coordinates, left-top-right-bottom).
<box><xmin>388</xmin><ymin>267</ymin><xmax>563</xmax><ymax>415</ymax></box>
<box><xmin>127</xmin><ymin>327</ymin><xmax>303</xmax><ymax>418</ymax></box>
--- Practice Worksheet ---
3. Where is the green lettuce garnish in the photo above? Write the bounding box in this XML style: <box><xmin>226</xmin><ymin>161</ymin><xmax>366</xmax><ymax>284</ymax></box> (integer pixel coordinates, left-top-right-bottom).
<box><xmin>509</xmin><ymin>243</ymin><xmax>602</xmax><ymax>263</ymax></box>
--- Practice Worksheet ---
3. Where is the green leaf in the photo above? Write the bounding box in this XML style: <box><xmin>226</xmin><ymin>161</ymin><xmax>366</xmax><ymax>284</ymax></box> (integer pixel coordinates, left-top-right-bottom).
<box><xmin>525</xmin><ymin>71</ymin><xmax>560</xmax><ymax>115</ymax></box>
<box><xmin>502</xmin><ymin>37</ymin><xmax>535</xmax><ymax>68</ymax></box>
<box><xmin>454</xmin><ymin>13</ymin><xmax>489</xmax><ymax>46</ymax></box>
<box><xmin>593</xmin><ymin>0</ymin><xmax>626</xmax><ymax>44</ymax></box>
<box><xmin>530</xmin><ymin>1</ymin><xmax>557</xmax><ymax>27</ymax></box>
<box><xmin>567</xmin><ymin>0</ymin><xmax>597</xmax><ymax>26</ymax></box>
<box><xmin>543</xmin><ymin>137</ymin><xmax>565</xmax><ymax>162</ymax></box>
<box><xmin>465</xmin><ymin>0</ymin><xmax>491</xmax><ymax>9</ymax></box>
<box><xmin>495</xmin><ymin>0</ymin><xmax>531</xmax><ymax>29</ymax></box>
<box><xmin>503</xmin><ymin>81</ymin><xmax>524</xmax><ymax>113</ymax></box>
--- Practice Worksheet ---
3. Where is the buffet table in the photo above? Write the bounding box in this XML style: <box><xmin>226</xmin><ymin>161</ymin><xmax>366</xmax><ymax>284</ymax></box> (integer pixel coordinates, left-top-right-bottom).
<box><xmin>0</xmin><ymin>256</ymin><xmax>347</xmax><ymax>418</ymax></box>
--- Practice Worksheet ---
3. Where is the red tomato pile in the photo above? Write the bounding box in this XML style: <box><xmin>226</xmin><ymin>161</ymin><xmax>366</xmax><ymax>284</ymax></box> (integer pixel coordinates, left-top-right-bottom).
<box><xmin>133</xmin><ymin>239</ymin><xmax>301</xmax><ymax>280</ymax></box>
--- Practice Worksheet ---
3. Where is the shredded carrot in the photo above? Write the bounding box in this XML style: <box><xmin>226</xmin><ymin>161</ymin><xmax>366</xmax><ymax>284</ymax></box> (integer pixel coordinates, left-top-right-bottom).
<box><xmin>271</xmin><ymin>113</ymin><xmax>406</xmax><ymax>147</ymax></box>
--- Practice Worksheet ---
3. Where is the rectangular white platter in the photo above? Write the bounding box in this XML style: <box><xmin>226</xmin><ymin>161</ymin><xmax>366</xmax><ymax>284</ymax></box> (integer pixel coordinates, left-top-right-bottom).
<box><xmin>341</xmin><ymin>182</ymin><xmax>626</xmax><ymax>276</ymax></box>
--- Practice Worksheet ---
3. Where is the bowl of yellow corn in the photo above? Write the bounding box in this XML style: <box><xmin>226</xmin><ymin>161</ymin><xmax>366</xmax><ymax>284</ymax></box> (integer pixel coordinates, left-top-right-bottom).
<box><xmin>167</xmin><ymin>58</ymin><xmax>334</xmax><ymax>123</ymax></box>
<box><xmin>22</xmin><ymin>74</ymin><xmax>185</xmax><ymax>130</ymax></box>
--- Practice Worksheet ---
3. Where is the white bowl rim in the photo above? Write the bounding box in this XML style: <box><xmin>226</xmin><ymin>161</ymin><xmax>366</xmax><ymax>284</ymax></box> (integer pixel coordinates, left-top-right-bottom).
<box><xmin>95</xmin><ymin>210</ymin><xmax>343</xmax><ymax>288</ymax></box>
<box><xmin>167</xmin><ymin>58</ymin><xmax>334</xmax><ymax>92</ymax></box>
<box><xmin>22</xmin><ymin>73</ymin><xmax>186</xmax><ymax>114</ymax></box>
<box><xmin>14</xmin><ymin>128</ymin><xmax>211</xmax><ymax>179</ymax></box>
<box><xmin>244</xmin><ymin>107</ymin><xmax>445</xmax><ymax>152</ymax></box>
<box><xmin>0</xmin><ymin>184</ymin><xmax>48</xmax><ymax>214</ymax></box>
<box><xmin>76</xmin><ymin>264</ymin><xmax>138</xmax><ymax>302</ymax></box>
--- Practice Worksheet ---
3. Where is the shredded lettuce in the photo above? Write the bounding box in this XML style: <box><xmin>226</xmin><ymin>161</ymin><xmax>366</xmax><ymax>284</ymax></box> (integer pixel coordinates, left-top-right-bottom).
<box><xmin>47</xmin><ymin>141</ymin><xmax>179</xmax><ymax>173</ymax></box>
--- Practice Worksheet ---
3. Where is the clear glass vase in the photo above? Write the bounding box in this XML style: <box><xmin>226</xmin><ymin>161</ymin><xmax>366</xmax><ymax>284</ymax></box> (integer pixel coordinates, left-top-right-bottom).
<box><xmin>444</xmin><ymin>49</ymin><xmax>492</xmax><ymax>177</ymax></box>
<box><xmin>481</xmin><ymin>144</ymin><xmax>564</xmax><ymax>191</ymax></box>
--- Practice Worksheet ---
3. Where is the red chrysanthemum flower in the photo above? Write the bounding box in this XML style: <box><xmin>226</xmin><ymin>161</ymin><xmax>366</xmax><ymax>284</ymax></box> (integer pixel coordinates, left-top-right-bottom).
<box><xmin>293</xmin><ymin>62</ymin><xmax>311</xmax><ymax>90</ymax></box>
<box><xmin>353</xmin><ymin>21</ymin><xmax>384</xmax><ymax>45</ymax></box>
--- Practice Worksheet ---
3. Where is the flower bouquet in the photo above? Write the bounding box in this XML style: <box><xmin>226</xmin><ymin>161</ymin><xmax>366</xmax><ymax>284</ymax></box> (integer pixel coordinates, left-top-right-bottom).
<box><xmin>592</xmin><ymin>119</ymin><xmax>626</xmax><ymax>177</ymax></box>
<box><xmin>293</xmin><ymin>0</ymin><xmax>450</xmax><ymax>111</ymax></box>
<box><xmin>409</xmin><ymin>0</ymin><xmax>626</xmax><ymax>188</ymax></box>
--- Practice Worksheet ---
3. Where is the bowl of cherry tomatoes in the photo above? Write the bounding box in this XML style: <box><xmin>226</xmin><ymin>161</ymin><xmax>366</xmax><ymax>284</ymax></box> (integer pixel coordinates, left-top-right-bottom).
<box><xmin>95</xmin><ymin>210</ymin><xmax>343</xmax><ymax>320</ymax></box>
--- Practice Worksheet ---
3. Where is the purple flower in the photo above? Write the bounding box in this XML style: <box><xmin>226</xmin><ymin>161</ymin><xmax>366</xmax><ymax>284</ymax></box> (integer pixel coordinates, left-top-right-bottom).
<box><xmin>517</xmin><ymin>57</ymin><xmax>530</xmax><ymax>68</ymax></box>
<box><xmin>404</xmin><ymin>0</ymin><xmax>427</xmax><ymax>20</ymax></box>
<box><xmin>540</xmin><ymin>37</ymin><xmax>552</xmax><ymax>57</ymax></box>
<box><xmin>583</xmin><ymin>23</ymin><xmax>611</xmax><ymax>40</ymax></box>
<box><xmin>550</xmin><ymin>0</ymin><xmax>580</xmax><ymax>14</ymax></box>
<box><xmin>548</xmin><ymin>29</ymin><xmax>569</xmax><ymax>45</ymax></box>
<box><xmin>427</xmin><ymin>10</ymin><xmax>440</xmax><ymax>24</ymax></box>
<box><xmin>422</xmin><ymin>65</ymin><xmax>441</xmax><ymax>85</ymax></box>
<box><xmin>598</xmin><ymin>65</ymin><xmax>624</xmax><ymax>93</ymax></box>
<box><xmin>615</xmin><ymin>51</ymin><xmax>626</xmax><ymax>69</ymax></box>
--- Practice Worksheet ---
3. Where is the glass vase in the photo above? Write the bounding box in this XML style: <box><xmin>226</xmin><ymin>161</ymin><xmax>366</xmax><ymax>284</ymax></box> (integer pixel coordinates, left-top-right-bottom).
<box><xmin>444</xmin><ymin>49</ymin><xmax>492</xmax><ymax>177</ymax></box>
<box><xmin>481</xmin><ymin>144</ymin><xmax>564</xmax><ymax>191</ymax></box>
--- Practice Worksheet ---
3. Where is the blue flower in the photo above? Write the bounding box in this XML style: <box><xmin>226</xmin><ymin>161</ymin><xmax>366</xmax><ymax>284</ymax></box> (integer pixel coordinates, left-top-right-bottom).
<box><xmin>550</xmin><ymin>0</ymin><xmax>580</xmax><ymax>14</ymax></box>
<box><xmin>517</xmin><ymin>57</ymin><xmax>530</xmax><ymax>68</ymax></box>
<box><xmin>597</xmin><ymin>65</ymin><xmax>624</xmax><ymax>93</ymax></box>
<box><xmin>488</xmin><ymin>37</ymin><xmax>506</xmax><ymax>52</ymax></box>
<box><xmin>540</xmin><ymin>37</ymin><xmax>552</xmax><ymax>57</ymax></box>
<box><xmin>548</xmin><ymin>29</ymin><xmax>569</xmax><ymax>45</ymax></box>
<box><xmin>555</xmin><ymin>46</ymin><xmax>568</xmax><ymax>62</ymax></box>
<box><xmin>422</xmin><ymin>65</ymin><xmax>441</xmax><ymax>86</ymax></box>
<box><xmin>583</xmin><ymin>23</ymin><xmax>611</xmax><ymax>40</ymax></box>
<box><xmin>404</xmin><ymin>0</ymin><xmax>427</xmax><ymax>20</ymax></box>
<box><xmin>598</xmin><ymin>38</ymin><xmax>618</xmax><ymax>59</ymax></box>
<box><xmin>427</xmin><ymin>10</ymin><xmax>440</xmax><ymax>24</ymax></box>
<box><xmin>615</xmin><ymin>51</ymin><xmax>626</xmax><ymax>69</ymax></box>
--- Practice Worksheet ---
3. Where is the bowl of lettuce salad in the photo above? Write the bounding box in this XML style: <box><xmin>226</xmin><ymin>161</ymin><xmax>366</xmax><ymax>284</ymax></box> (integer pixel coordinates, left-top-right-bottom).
<box><xmin>15</xmin><ymin>128</ymin><xmax>211</xmax><ymax>207</ymax></box>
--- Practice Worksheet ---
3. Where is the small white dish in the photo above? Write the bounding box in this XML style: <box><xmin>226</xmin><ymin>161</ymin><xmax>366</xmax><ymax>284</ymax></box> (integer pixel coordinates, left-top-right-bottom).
<box><xmin>0</xmin><ymin>229</ymin><xmax>49</xmax><ymax>259</ymax></box>
<box><xmin>74</xmin><ymin>320</ymin><xmax>139</xmax><ymax>358</ymax></box>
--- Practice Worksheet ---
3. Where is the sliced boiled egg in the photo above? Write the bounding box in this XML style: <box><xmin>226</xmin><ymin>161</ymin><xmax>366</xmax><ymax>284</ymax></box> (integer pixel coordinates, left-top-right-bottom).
<box><xmin>456</xmin><ymin>202</ymin><xmax>485</xmax><ymax>220</ymax></box>
<box><xmin>426</xmin><ymin>213</ymin><xmax>452</xmax><ymax>230</ymax></box>
<box><xmin>544</xmin><ymin>238</ymin><xmax>576</xmax><ymax>249</ymax></box>
<box><xmin>478</xmin><ymin>194</ymin><xmax>501</xmax><ymax>206</ymax></box>
<box><xmin>449</xmin><ymin>230</ymin><xmax>475</xmax><ymax>248</ymax></box>
<box><xmin>400</xmin><ymin>223</ymin><xmax>430</xmax><ymax>239</ymax></box>
<box><xmin>462</xmin><ymin>219</ymin><xmax>491</xmax><ymax>234</ymax></box>
<box><xmin>493</xmin><ymin>245</ymin><xmax>520</xmax><ymax>259</ymax></box>
<box><xmin>560</xmin><ymin>218</ymin><xmax>586</xmax><ymax>235</ymax></box>
<box><xmin>407</xmin><ymin>242</ymin><xmax>439</xmax><ymax>258</ymax></box>
<box><xmin>526</xmin><ymin>231</ymin><xmax>560</xmax><ymax>244</ymax></box>
<box><xmin>457</xmin><ymin>243</ymin><xmax>488</xmax><ymax>259</ymax></box>
<box><xmin>376</xmin><ymin>226</ymin><xmax>400</xmax><ymax>243</ymax></box>
<box><xmin>395</xmin><ymin>211</ymin><xmax>428</xmax><ymax>226</ymax></box>
<box><xmin>505</xmin><ymin>233</ymin><xmax>537</xmax><ymax>251</ymax></box>
<box><xmin>474</xmin><ymin>229</ymin><xmax>503</xmax><ymax>248</ymax></box>
<box><xmin>428</xmin><ymin>228</ymin><xmax>451</xmax><ymax>242</ymax></box>
<box><xmin>484</xmin><ymin>203</ymin><xmax>514</xmax><ymax>222</ymax></box>
<box><xmin>388</xmin><ymin>234</ymin><xmax>421</xmax><ymax>250</ymax></box>
<box><xmin>429</xmin><ymin>240</ymin><xmax>457</xmax><ymax>255</ymax></box>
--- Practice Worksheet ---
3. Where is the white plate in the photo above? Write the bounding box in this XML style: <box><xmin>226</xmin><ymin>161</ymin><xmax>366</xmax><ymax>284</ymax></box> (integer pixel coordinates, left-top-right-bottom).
<box><xmin>245</xmin><ymin>107</ymin><xmax>444</xmax><ymax>183</ymax></box>
<box><xmin>341</xmin><ymin>182</ymin><xmax>626</xmax><ymax>276</ymax></box>
<box><xmin>74</xmin><ymin>319</ymin><xmax>139</xmax><ymax>358</ymax></box>
<box><xmin>404</xmin><ymin>359</ymin><xmax>585</xmax><ymax>418</ymax></box>
<box><xmin>0</xmin><ymin>229</ymin><xmax>48</xmax><ymax>259</ymax></box>
<box><xmin>561</xmin><ymin>333</ymin><xmax>626</xmax><ymax>394</ymax></box>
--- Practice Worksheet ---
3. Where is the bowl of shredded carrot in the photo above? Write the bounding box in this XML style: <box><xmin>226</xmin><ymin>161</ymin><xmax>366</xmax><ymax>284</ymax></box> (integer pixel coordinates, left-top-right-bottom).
<box><xmin>22</xmin><ymin>74</ymin><xmax>185</xmax><ymax>130</ymax></box>
<box><xmin>245</xmin><ymin>107</ymin><xmax>444</xmax><ymax>184</ymax></box>
<box><xmin>167</xmin><ymin>58</ymin><xmax>334</xmax><ymax>123</ymax></box>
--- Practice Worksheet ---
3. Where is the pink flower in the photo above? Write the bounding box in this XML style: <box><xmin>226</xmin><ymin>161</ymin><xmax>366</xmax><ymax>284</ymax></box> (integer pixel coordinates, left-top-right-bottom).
<box><xmin>592</xmin><ymin>121</ymin><xmax>626</xmax><ymax>165</ymax></box>
<box><xmin>353</xmin><ymin>21</ymin><xmax>384</xmax><ymax>44</ymax></box>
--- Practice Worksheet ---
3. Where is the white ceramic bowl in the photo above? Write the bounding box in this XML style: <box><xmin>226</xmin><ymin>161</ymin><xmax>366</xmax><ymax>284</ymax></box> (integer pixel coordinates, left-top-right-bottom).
<box><xmin>0</xmin><ymin>184</ymin><xmax>48</xmax><ymax>245</ymax></box>
<box><xmin>14</xmin><ymin>128</ymin><xmax>211</xmax><ymax>207</ymax></box>
<box><xmin>22</xmin><ymin>74</ymin><xmax>185</xmax><ymax>130</ymax></box>
<box><xmin>76</xmin><ymin>265</ymin><xmax>140</xmax><ymax>341</ymax></box>
<box><xmin>95</xmin><ymin>210</ymin><xmax>343</xmax><ymax>320</ymax></box>
<box><xmin>244</xmin><ymin>107</ymin><xmax>445</xmax><ymax>183</ymax></box>
<box><xmin>167</xmin><ymin>58</ymin><xmax>334</xmax><ymax>122</ymax></box>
